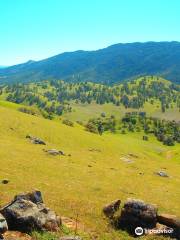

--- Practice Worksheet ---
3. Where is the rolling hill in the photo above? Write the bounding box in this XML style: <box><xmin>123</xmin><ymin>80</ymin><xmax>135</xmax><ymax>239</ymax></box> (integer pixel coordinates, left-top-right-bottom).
<box><xmin>1</xmin><ymin>76</ymin><xmax>179</xmax><ymax>121</ymax></box>
<box><xmin>0</xmin><ymin>42</ymin><xmax>180</xmax><ymax>84</ymax></box>
<box><xmin>0</xmin><ymin>103</ymin><xmax>180</xmax><ymax>239</ymax></box>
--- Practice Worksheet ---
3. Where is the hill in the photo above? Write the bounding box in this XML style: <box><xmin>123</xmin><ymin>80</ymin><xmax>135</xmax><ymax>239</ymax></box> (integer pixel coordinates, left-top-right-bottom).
<box><xmin>1</xmin><ymin>76</ymin><xmax>179</xmax><ymax>121</ymax></box>
<box><xmin>0</xmin><ymin>76</ymin><xmax>179</xmax><ymax>148</ymax></box>
<box><xmin>0</xmin><ymin>42</ymin><xmax>180</xmax><ymax>84</ymax></box>
<box><xmin>0</xmin><ymin>104</ymin><xmax>179</xmax><ymax>239</ymax></box>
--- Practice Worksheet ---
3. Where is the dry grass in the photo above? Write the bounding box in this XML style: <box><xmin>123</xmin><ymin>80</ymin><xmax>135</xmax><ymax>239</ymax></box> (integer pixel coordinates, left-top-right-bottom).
<box><xmin>0</xmin><ymin>105</ymin><xmax>179</xmax><ymax>239</ymax></box>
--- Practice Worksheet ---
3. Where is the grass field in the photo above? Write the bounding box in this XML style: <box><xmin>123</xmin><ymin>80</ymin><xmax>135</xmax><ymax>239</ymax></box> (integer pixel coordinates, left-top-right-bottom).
<box><xmin>62</xmin><ymin>101</ymin><xmax>180</xmax><ymax>122</ymax></box>
<box><xmin>0</xmin><ymin>105</ymin><xmax>180</xmax><ymax>239</ymax></box>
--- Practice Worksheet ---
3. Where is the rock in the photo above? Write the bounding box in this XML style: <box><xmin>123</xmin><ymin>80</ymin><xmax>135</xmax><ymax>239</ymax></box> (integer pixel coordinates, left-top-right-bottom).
<box><xmin>103</xmin><ymin>199</ymin><xmax>121</xmax><ymax>218</ymax></box>
<box><xmin>157</xmin><ymin>214</ymin><xmax>180</xmax><ymax>229</ymax></box>
<box><xmin>26</xmin><ymin>135</ymin><xmax>46</xmax><ymax>145</ymax></box>
<box><xmin>3</xmin><ymin>231</ymin><xmax>32</xmax><ymax>240</ymax></box>
<box><xmin>120</xmin><ymin>157</ymin><xmax>134</xmax><ymax>163</ymax></box>
<box><xmin>119</xmin><ymin>199</ymin><xmax>157</xmax><ymax>231</ymax></box>
<box><xmin>45</xmin><ymin>149</ymin><xmax>65</xmax><ymax>156</ymax></box>
<box><xmin>156</xmin><ymin>171</ymin><xmax>169</xmax><ymax>177</ymax></box>
<box><xmin>0</xmin><ymin>213</ymin><xmax>8</xmax><ymax>234</ymax></box>
<box><xmin>59</xmin><ymin>237</ymin><xmax>82</xmax><ymax>240</ymax></box>
<box><xmin>1</xmin><ymin>180</ymin><xmax>9</xmax><ymax>185</ymax></box>
<box><xmin>14</xmin><ymin>190</ymin><xmax>43</xmax><ymax>204</ymax></box>
<box><xmin>0</xmin><ymin>191</ymin><xmax>61</xmax><ymax>233</ymax></box>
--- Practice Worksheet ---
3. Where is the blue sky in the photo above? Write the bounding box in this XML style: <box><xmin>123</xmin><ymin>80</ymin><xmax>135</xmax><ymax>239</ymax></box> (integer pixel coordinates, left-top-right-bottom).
<box><xmin>0</xmin><ymin>0</ymin><xmax>180</xmax><ymax>65</ymax></box>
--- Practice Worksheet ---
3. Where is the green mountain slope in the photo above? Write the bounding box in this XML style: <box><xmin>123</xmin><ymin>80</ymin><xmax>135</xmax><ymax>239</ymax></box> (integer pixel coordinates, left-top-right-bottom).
<box><xmin>0</xmin><ymin>42</ymin><xmax>180</xmax><ymax>84</ymax></box>
<box><xmin>0</xmin><ymin>105</ymin><xmax>180</xmax><ymax>239</ymax></box>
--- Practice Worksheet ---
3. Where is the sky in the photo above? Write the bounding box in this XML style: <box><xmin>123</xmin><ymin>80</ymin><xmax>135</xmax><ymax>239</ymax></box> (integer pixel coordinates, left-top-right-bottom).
<box><xmin>0</xmin><ymin>0</ymin><xmax>180</xmax><ymax>66</ymax></box>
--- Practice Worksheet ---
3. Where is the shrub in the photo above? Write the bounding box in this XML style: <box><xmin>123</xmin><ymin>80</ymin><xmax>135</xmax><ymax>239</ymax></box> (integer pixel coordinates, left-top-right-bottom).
<box><xmin>121</xmin><ymin>129</ymin><xmax>126</xmax><ymax>134</ymax></box>
<box><xmin>18</xmin><ymin>107</ymin><xmax>37</xmax><ymax>115</ymax></box>
<box><xmin>85</xmin><ymin>122</ymin><xmax>98</xmax><ymax>134</ymax></box>
<box><xmin>62</xmin><ymin>119</ymin><xmax>74</xmax><ymax>127</ymax></box>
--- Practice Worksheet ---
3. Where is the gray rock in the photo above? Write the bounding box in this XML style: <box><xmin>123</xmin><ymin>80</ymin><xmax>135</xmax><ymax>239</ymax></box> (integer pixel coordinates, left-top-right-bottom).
<box><xmin>45</xmin><ymin>149</ymin><xmax>65</xmax><ymax>156</ymax></box>
<box><xmin>103</xmin><ymin>199</ymin><xmax>121</xmax><ymax>218</ymax></box>
<box><xmin>26</xmin><ymin>135</ymin><xmax>46</xmax><ymax>145</ymax></box>
<box><xmin>156</xmin><ymin>171</ymin><xmax>169</xmax><ymax>177</ymax></box>
<box><xmin>0</xmin><ymin>213</ymin><xmax>8</xmax><ymax>234</ymax></box>
<box><xmin>0</xmin><ymin>191</ymin><xmax>61</xmax><ymax>233</ymax></box>
<box><xmin>119</xmin><ymin>199</ymin><xmax>157</xmax><ymax>230</ymax></box>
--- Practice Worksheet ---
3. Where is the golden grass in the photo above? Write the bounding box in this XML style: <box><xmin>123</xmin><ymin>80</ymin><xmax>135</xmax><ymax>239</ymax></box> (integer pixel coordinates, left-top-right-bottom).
<box><xmin>0</xmin><ymin>105</ymin><xmax>179</xmax><ymax>239</ymax></box>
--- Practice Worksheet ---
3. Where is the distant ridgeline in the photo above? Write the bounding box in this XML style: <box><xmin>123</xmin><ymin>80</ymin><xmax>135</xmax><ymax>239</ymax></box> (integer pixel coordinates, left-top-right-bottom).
<box><xmin>0</xmin><ymin>42</ymin><xmax>180</xmax><ymax>84</ymax></box>
<box><xmin>0</xmin><ymin>76</ymin><xmax>179</xmax><ymax>118</ymax></box>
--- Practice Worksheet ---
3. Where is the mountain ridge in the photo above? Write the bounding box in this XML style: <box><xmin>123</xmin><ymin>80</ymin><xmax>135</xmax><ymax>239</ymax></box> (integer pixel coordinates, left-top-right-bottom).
<box><xmin>0</xmin><ymin>41</ymin><xmax>180</xmax><ymax>84</ymax></box>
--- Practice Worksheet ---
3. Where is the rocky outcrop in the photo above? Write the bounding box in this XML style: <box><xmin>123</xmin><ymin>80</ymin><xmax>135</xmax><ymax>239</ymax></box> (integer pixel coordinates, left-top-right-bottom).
<box><xmin>103</xmin><ymin>198</ymin><xmax>180</xmax><ymax>238</ymax></box>
<box><xmin>119</xmin><ymin>199</ymin><xmax>157</xmax><ymax>230</ymax></box>
<box><xmin>0</xmin><ymin>191</ymin><xmax>61</xmax><ymax>233</ymax></box>
<box><xmin>26</xmin><ymin>135</ymin><xmax>46</xmax><ymax>145</ymax></box>
<box><xmin>103</xmin><ymin>199</ymin><xmax>121</xmax><ymax>218</ymax></box>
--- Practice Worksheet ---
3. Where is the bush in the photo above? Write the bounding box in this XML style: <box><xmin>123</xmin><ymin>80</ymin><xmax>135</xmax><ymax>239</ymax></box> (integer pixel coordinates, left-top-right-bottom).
<box><xmin>163</xmin><ymin>136</ymin><xmax>175</xmax><ymax>146</ymax></box>
<box><xmin>62</xmin><ymin>119</ymin><xmax>74</xmax><ymax>127</ymax></box>
<box><xmin>76</xmin><ymin>120</ymin><xmax>84</xmax><ymax>126</ymax></box>
<box><xmin>121</xmin><ymin>129</ymin><xmax>126</xmax><ymax>134</ymax></box>
<box><xmin>18</xmin><ymin>107</ymin><xmax>37</xmax><ymax>115</ymax></box>
<box><xmin>85</xmin><ymin>122</ymin><xmax>98</xmax><ymax>134</ymax></box>
<box><xmin>143</xmin><ymin>135</ymin><xmax>148</xmax><ymax>141</ymax></box>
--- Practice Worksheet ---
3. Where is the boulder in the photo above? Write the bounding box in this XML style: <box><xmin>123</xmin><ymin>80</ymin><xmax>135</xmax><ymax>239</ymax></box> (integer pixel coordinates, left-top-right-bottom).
<box><xmin>157</xmin><ymin>214</ymin><xmax>180</xmax><ymax>229</ymax></box>
<box><xmin>0</xmin><ymin>191</ymin><xmax>61</xmax><ymax>233</ymax></box>
<box><xmin>26</xmin><ymin>135</ymin><xmax>46</xmax><ymax>145</ymax></box>
<box><xmin>0</xmin><ymin>213</ymin><xmax>8</xmax><ymax>234</ymax></box>
<box><xmin>118</xmin><ymin>199</ymin><xmax>157</xmax><ymax>231</ymax></box>
<box><xmin>103</xmin><ymin>199</ymin><xmax>121</xmax><ymax>218</ymax></box>
<box><xmin>45</xmin><ymin>149</ymin><xmax>65</xmax><ymax>156</ymax></box>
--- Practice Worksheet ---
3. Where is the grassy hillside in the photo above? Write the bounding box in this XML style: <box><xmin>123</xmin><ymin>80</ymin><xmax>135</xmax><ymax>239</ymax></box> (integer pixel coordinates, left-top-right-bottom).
<box><xmin>62</xmin><ymin>101</ymin><xmax>180</xmax><ymax>122</ymax></box>
<box><xmin>0</xmin><ymin>105</ymin><xmax>179</xmax><ymax>239</ymax></box>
